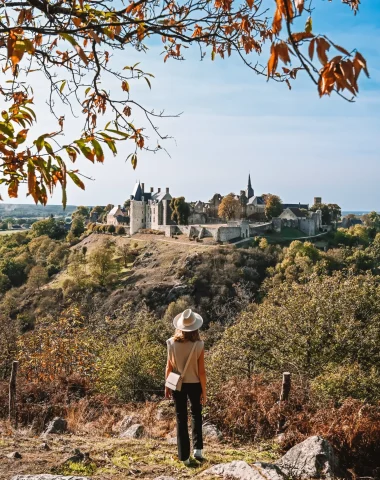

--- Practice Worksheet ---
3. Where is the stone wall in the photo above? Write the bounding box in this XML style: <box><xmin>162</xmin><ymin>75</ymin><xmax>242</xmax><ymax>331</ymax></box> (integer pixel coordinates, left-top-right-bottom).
<box><xmin>249</xmin><ymin>222</ymin><xmax>273</xmax><ymax>236</ymax></box>
<box><xmin>218</xmin><ymin>226</ymin><xmax>242</xmax><ymax>242</ymax></box>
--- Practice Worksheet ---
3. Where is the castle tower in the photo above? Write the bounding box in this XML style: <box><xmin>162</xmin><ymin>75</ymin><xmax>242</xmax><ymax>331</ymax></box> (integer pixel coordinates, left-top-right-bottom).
<box><xmin>130</xmin><ymin>199</ymin><xmax>145</xmax><ymax>235</ymax></box>
<box><xmin>246</xmin><ymin>174</ymin><xmax>254</xmax><ymax>200</ymax></box>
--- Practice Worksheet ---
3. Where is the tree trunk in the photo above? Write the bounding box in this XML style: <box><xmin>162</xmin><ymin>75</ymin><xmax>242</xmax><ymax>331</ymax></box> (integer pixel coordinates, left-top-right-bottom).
<box><xmin>9</xmin><ymin>360</ymin><xmax>19</xmax><ymax>427</ymax></box>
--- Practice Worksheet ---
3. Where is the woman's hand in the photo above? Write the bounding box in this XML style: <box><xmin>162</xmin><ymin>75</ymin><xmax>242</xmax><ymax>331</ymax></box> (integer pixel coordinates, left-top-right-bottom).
<box><xmin>165</xmin><ymin>386</ymin><xmax>172</xmax><ymax>399</ymax></box>
<box><xmin>200</xmin><ymin>393</ymin><xmax>207</xmax><ymax>405</ymax></box>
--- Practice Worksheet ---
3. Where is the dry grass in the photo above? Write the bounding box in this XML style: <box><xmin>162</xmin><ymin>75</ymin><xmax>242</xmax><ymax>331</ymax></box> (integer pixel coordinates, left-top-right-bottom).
<box><xmin>0</xmin><ymin>422</ymin><xmax>276</xmax><ymax>480</ymax></box>
<box><xmin>209</xmin><ymin>376</ymin><xmax>380</xmax><ymax>477</ymax></box>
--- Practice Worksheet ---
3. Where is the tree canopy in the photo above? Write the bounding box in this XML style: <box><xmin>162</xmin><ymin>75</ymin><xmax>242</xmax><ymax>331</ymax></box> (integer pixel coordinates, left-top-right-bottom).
<box><xmin>0</xmin><ymin>0</ymin><xmax>369</xmax><ymax>205</ymax></box>
<box><xmin>170</xmin><ymin>196</ymin><xmax>191</xmax><ymax>225</ymax></box>
<box><xmin>264</xmin><ymin>193</ymin><xmax>282</xmax><ymax>219</ymax></box>
<box><xmin>218</xmin><ymin>193</ymin><xmax>240</xmax><ymax>221</ymax></box>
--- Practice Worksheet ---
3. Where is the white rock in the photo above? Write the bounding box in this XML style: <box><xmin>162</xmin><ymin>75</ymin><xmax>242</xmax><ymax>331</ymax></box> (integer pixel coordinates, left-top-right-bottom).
<box><xmin>202</xmin><ymin>423</ymin><xmax>222</xmax><ymax>442</ymax></box>
<box><xmin>202</xmin><ymin>460</ymin><xmax>285</xmax><ymax>480</ymax></box>
<box><xmin>276</xmin><ymin>436</ymin><xmax>340</xmax><ymax>479</ymax></box>
<box><xmin>119</xmin><ymin>414</ymin><xmax>139</xmax><ymax>431</ymax></box>
<box><xmin>120</xmin><ymin>423</ymin><xmax>144</xmax><ymax>439</ymax></box>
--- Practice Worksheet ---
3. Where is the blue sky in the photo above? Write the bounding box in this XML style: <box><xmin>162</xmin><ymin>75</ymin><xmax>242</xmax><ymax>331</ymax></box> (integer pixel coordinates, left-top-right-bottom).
<box><xmin>4</xmin><ymin>0</ymin><xmax>380</xmax><ymax>210</ymax></box>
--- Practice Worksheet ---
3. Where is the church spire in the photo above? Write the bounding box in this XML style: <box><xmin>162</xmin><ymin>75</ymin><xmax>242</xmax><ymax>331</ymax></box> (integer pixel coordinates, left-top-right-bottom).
<box><xmin>246</xmin><ymin>173</ymin><xmax>254</xmax><ymax>200</ymax></box>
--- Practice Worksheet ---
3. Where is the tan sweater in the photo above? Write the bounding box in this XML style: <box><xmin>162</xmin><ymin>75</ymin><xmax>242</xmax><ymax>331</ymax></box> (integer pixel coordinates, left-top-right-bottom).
<box><xmin>167</xmin><ymin>338</ymin><xmax>204</xmax><ymax>383</ymax></box>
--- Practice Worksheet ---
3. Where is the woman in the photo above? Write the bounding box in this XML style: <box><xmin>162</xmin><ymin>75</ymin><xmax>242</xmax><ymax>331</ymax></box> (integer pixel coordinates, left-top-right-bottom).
<box><xmin>165</xmin><ymin>308</ymin><xmax>206</xmax><ymax>465</ymax></box>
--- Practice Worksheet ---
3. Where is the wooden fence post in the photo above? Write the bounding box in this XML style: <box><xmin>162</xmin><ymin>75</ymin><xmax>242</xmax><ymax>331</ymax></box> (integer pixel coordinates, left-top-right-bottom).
<box><xmin>9</xmin><ymin>361</ymin><xmax>19</xmax><ymax>427</ymax></box>
<box><xmin>278</xmin><ymin>372</ymin><xmax>291</xmax><ymax>433</ymax></box>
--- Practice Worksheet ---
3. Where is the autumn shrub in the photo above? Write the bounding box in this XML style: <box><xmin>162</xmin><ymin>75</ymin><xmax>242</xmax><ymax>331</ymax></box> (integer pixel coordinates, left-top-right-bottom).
<box><xmin>17</xmin><ymin>307</ymin><xmax>99</xmax><ymax>386</ymax></box>
<box><xmin>208</xmin><ymin>375</ymin><xmax>380</xmax><ymax>476</ymax></box>
<box><xmin>116</xmin><ymin>225</ymin><xmax>126</xmax><ymax>235</ymax></box>
<box><xmin>108</xmin><ymin>224</ymin><xmax>116</xmax><ymax>234</ymax></box>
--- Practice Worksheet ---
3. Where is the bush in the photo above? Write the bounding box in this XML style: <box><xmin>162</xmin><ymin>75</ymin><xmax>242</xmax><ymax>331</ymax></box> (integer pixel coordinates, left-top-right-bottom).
<box><xmin>47</xmin><ymin>264</ymin><xmax>60</xmax><ymax>277</ymax></box>
<box><xmin>208</xmin><ymin>375</ymin><xmax>380</xmax><ymax>476</ymax></box>
<box><xmin>108</xmin><ymin>224</ymin><xmax>116</xmax><ymax>234</ymax></box>
<box><xmin>17</xmin><ymin>313</ymin><xmax>35</xmax><ymax>333</ymax></box>
<box><xmin>311</xmin><ymin>363</ymin><xmax>380</xmax><ymax>404</ymax></box>
<box><xmin>116</xmin><ymin>225</ymin><xmax>126</xmax><ymax>235</ymax></box>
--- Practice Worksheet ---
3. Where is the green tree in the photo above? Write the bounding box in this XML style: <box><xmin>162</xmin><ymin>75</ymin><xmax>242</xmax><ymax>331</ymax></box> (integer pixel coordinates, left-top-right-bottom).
<box><xmin>264</xmin><ymin>194</ymin><xmax>282</xmax><ymax>219</ymax></box>
<box><xmin>31</xmin><ymin>218</ymin><xmax>66</xmax><ymax>240</ymax></box>
<box><xmin>117</xmin><ymin>244</ymin><xmax>132</xmax><ymax>268</ymax></box>
<box><xmin>311</xmin><ymin>203</ymin><xmax>341</xmax><ymax>225</ymax></box>
<box><xmin>209</xmin><ymin>272</ymin><xmax>380</xmax><ymax>399</ymax></box>
<box><xmin>362</xmin><ymin>211</ymin><xmax>380</xmax><ymax>230</ymax></box>
<box><xmin>88</xmin><ymin>242</ymin><xmax>120</xmax><ymax>285</ymax></box>
<box><xmin>0</xmin><ymin>258</ymin><xmax>27</xmax><ymax>287</ymax></box>
<box><xmin>27</xmin><ymin>265</ymin><xmax>49</xmax><ymax>290</ymax></box>
<box><xmin>73</xmin><ymin>206</ymin><xmax>90</xmax><ymax>219</ymax></box>
<box><xmin>170</xmin><ymin>197</ymin><xmax>191</xmax><ymax>225</ymax></box>
<box><xmin>70</xmin><ymin>216</ymin><xmax>85</xmax><ymax>238</ymax></box>
<box><xmin>0</xmin><ymin>273</ymin><xmax>11</xmax><ymax>293</ymax></box>
<box><xmin>218</xmin><ymin>194</ymin><xmax>240</xmax><ymax>221</ymax></box>
<box><xmin>123</xmin><ymin>199</ymin><xmax>131</xmax><ymax>210</ymax></box>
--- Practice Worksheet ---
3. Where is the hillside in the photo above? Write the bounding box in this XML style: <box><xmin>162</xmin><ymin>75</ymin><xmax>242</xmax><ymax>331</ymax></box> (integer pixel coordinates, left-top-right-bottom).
<box><xmin>0</xmin><ymin>204</ymin><xmax>77</xmax><ymax>218</ymax></box>
<box><xmin>1</xmin><ymin>224</ymin><xmax>380</xmax><ymax>479</ymax></box>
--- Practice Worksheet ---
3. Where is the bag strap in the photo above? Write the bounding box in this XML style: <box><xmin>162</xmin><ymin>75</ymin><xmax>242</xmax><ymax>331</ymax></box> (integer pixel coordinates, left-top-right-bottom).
<box><xmin>180</xmin><ymin>341</ymin><xmax>198</xmax><ymax>379</ymax></box>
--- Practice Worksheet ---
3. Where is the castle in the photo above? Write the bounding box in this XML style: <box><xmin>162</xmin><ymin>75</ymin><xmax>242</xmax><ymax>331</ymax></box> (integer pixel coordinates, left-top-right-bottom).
<box><xmin>106</xmin><ymin>175</ymin><xmax>323</xmax><ymax>241</ymax></box>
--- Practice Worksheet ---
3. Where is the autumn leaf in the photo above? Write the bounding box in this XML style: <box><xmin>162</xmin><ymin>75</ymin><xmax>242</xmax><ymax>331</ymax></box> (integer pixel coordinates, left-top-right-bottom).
<box><xmin>122</xmin><ymin>80</ymin><xmax>130</xmax><ymax>92</ymax></box>
<box><xmin>295</xmin><ymin>0</ymin><xmax>304</xmax><ymax>14</ymax></box>
<box><xmin>316</xmin><ymin>37</ymin><xmax>330</xmax><ymax>65</ymax></box>
<box><xmin>291</xmin><ymin>32</ymin><xmax>314</xmax><ymax>43</ymax></box>
<box><xmin>308</xmin><ymin>38</ymin><xmax>316</xmax><ymax>61</ymax></box>
<box><xmin>68</xmin><ymin>170</ymin><xmax>85</xmax><ymax>190</ymax></box>
<box><xmin>131</xmin><ymin>153</ymin><xmax>137</xmax><ymax>169</ymax></box>
<box><xmin>28</xmin><ymin>160</ymin><xmax>38</xmax><ymax>203</ymax></box>
<box><xmin>272</xmin><ymin>7</ymin><xmax>282</xmax><ymax>35</ymax></box>
<box><xmin>91</xmin><ymin>139</ymin><xmax>105</xmax><ymax>162</ymax></box>
<box><xmin>267</xmin><ymin>44</ymin><xmax>278</xmax><ymax>79</ymax></box>
<box><xmin>305</xmin><ymin>16</ymin><xmax>312</xmax><ymax>34</ymax></box>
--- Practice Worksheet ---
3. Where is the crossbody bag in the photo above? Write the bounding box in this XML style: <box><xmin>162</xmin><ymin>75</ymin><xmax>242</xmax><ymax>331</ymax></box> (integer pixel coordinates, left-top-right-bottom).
<box><xmin>165</xmin><ymin>341</ymin><xmax>198</xmax><ymax>392</ymax></box>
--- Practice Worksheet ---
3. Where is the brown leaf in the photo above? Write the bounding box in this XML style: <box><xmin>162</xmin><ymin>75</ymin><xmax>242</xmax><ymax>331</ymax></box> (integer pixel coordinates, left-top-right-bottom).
<box><xmin>295</xmin><ymin>0</ymin><xmax>304</xmax><ymax>14</ymax></box>
<box><xmin>267</xmin><ymin>44</ymin><xmax>278</xmax><ymax>79</ymax></box>
<box><xmin>272</xmin><ymin>7</ymin><xmax>282</xmax><ymax>35</ymax></box>
<box><xmin>330</xmin><ymin>42</ymin><xmax>351</xmax><ymax>57</ymax></box>
<box><xmin>316</xmin><ymin>37</ymin><xmax>330</xmax><ymax>65</ymax></box>
<box><xmin>291</xmin><ymin>32</ymin><xmax>314</xmax><ymax>43</ymax></box>
<box><xmin>354</xmin><ymin>51</ymin><xmax>369</xmax><ymax>78</ymax></box>
<box><xmin>72</xmin><ymin>17</ymin><xmax>82</xmax><ymax>28</ymax></box>
<box><xmin>246</xmin><ymin>0</ymin><xmax>254</xmax><ymax>9</ymax></box>
<box><xmin>75</xmin><ymin>44</ymin><xmax>89</xmax><ymax>65</ymax></box>
<box><xmin>308</xmin><ymin>38</ymin><xmax>316</xmax><ymax>61</ymax></box>
<box><xmin>277</xmin><ymin>42</ymin><xmax>290</xmax><ymax>64</ymax></box>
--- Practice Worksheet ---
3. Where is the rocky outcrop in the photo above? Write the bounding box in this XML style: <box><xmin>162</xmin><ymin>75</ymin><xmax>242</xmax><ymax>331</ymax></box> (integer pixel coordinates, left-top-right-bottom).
<box><xmin>119</xmin><ymin>414</ymin><xmax>139</xmax><ymax>432</ymax></box>
<box><xmin>202</xmin><ymin>423</ymin><xmax>222</xmax><ymax>442</ymax></box>
<box><xmin>202</xmin><ymin>460</ymin><xmax>285</xmax><ymax>480</ymax></box>
<box><xmin>11</xmin><ymin>476</ymin><xmax>89</xmax><ymax>480</ymax></box>
<box><xmin>120</xmin><ymin>423</ymin><xmax>144</xmax><ymax>439</ymax></box>
<box><xmin>43</xmin><ymin>417</ymin><xmax>67</xmax><ymax>435</ymax></box>
<box><xmin>276</xmin><ymin>436</ymin><xmax>339</xmax><ymax>479</ymax></box>
<box><xmin>202</xmin><ymin>437</ymin><xmax>340</xmax><ymax>480</ymax></box>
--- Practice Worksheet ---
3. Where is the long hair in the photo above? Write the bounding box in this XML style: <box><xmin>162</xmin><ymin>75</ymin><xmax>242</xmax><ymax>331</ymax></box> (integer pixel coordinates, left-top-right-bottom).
<box><xmin>173</xmin><ymin>329</ymin><xmax>201</xmax><ymax>343</ymax></box>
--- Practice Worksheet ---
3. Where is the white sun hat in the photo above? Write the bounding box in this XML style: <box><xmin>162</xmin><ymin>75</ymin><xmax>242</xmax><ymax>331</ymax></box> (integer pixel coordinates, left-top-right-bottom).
<box><xmin>173</xmin><ymin>309</ymin><xmax>203</xmax><ymax>332</ymax></box>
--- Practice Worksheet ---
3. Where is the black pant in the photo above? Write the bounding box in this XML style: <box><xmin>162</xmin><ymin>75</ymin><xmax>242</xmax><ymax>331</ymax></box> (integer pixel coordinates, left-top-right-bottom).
<box><xmin>172</xmin><ymin>382</ymin><xmax>203</xmax><ymax>461</ymax></box>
